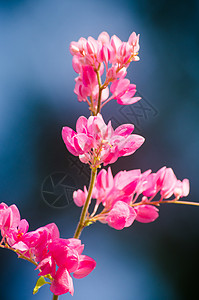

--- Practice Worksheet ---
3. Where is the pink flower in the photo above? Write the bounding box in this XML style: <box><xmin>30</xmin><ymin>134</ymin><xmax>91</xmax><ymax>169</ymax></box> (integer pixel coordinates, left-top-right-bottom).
<box><xmin>70</xmin><ymin>32</ymin><xmax>141</xmax><ymax>111</ymax></box>
<box><xmin>62</xmin><ymin>114</ymin><xmax>145</xmax><ymax>167</ymax></box>
<box><xmin>1</xmin><ymin>204</ymin><xmax>20</xmax><ymax>237</ymax></box>
<box><xmin>30</xmin><ymin>223</ymin><xmax>60</xmax><ymax>262</ymax></box>
<box><xmin>174</xmin><ymin>179</ymin><xmax>190</xmax><ymax>198</ymax></box>
<box><xmin>92</xmin><ymin>167</ymin><xmax>114</xmax><ymax>204</ymax></box>
<box><xmin>159</xmin><ymin>168</ymin><xmax>178</xmax><ymax>199</ymax></box>
<box><xmin>6</xmin><ymin>219</ymin><xmax>30</xmax><ymax>251</ymax></box>
<box><xmin>106</xmin><ymin>201</ymin><xmax>137</xmax><ymax>230</ymax></box>
<box><xmin>48</xmin><ymin>238</ymin><xmax>96</xmax><ymax>296</ymax></box>
<box><xmin>110</xmin><ymin>78</ymin><xmax>141</xmax><ymax>105</ymax></box>
<box><xmin>93</xmin><ymin>168</ymin><xmax>141</xmax><ymax>210</ymax></box>
<box><xmin>113</xmin><ymin>169</ymin><xmax>141</xmax><ymax>196</ymax></box>
<box><xmin>49</xmin><ymin>238</ymin><xmax>79</xmax><ymax>273</ymax></box>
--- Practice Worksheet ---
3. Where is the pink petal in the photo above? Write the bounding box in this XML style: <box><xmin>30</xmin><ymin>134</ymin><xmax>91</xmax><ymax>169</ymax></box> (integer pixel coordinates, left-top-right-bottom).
<box><xmin>117</xmin><ymin>96</ymin><xmax>141</xmax><ymax>105</ymax></box>
<box><xmin>62</xmin><ymin>127</ymin><xmax>78</xmax><ymax>156</ymax></box>
<box><xmin>12</xmin><ymin>241</ymin><xmax>29</xmax><ymax>251</ymax></box>
<box><xmin>160</xmin><ymin>168</ymin><xmax>177</xmax><ymax>199</ymax></box>
<box><xmin>118</xmin><ymin>134</ymin><xmax>145</xmax><ymax>156</ymax></box>
<box><xmin>73</xmin><ymin>255</ymin><xmax>96</xmax><ymax>279</ymax></box>
<box><xmin>9</xmin><ymin>205</ymin><xmax>21</xmax><ymax>228</ymax></box>
<box><xmin>49</xmin><ymin>239</ymin><xmax>79</xmax><ymax>273</ymax></box>
<box><xmin>182</xmin><ymin>179</ymin><xmax>190</xmax><ymax>197</ymax></box>
<box><xmin>73</xmin><ymin>133</ymin><xmax>93</xmax><ymax>154</ymax></box>
<box><xmin>98</xmin><ymin>31</ymin><xmax>110</xmax><ymax>44</ymax></box>
<box><xmin>18</xmin><ymin>219</ymin><xmax>29</xmax><ymax>234</ymax></box>
<box><xmin>50</xmin><ymin>268</ymin><xmax>74</xmax><ymax>296</ymax></box>
<box><xmin>110</xmin><ymin>35</ymin><xmax>122</xmax><ymax>53</ymax></box>
<box><xmin>76</xmin><ymin>116</ymin><xmax>88</xmax><ymax>134</ymax></box>
<box><xmin>45</xmin><ymin>223</ymin><xmax>60</xmax><ymax>240</ymax></box>
<box><xmin>65</xmin><ymin>238</ymin><xmax>84</xmax><ymax>255</ymax></box>
<box><xmin>142</xmin><ymin>173</ymin><xmax>158</xmax><ymax>197</ymax></box>
<box><xmin>114</xmin><ymin>124</ymin><xmax>134</xmax><ymax>137</ymax></box>
<box><xmin>36</xmin><ymin>255</ymin><xmax>56</xmax><ymax>277</ymax></box>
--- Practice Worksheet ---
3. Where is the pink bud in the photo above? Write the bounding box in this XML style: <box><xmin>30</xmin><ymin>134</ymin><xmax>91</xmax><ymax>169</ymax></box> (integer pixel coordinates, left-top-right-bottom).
<box><xmin>73</xmin><ymin>187</ymin><xmax>88</xmax><ymax>207</ymax></box>
<box><xmin>134</xmin><ymin>205</ymin><xmax>159</xmax><ymax>223</ymax></box>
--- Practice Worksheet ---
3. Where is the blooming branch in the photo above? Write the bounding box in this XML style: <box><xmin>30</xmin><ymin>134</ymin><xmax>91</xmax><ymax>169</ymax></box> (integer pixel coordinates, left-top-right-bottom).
<box><xmin>1</xmin><ymin>30</ymin><xmax>198</xmax><ymax>299</ymax></box>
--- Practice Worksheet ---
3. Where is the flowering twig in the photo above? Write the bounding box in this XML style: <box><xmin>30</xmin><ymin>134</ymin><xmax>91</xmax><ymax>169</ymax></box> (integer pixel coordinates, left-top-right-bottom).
<box><xmin>74</xmin><ymin>167</ymin><xmax>98</xmax><ymax>238</ymax></box>
<box><xmin>1</xmin><ymin>31</ymin><xmax>198</xmax><ymax>299</ymax></box>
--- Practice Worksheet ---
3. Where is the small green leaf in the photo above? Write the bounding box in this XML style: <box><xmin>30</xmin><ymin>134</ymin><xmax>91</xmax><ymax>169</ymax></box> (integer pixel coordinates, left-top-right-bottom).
<box><xmin>33</xmin><ymin>276</ymin><xmax>50</xmax><ymax>295</ymax></box>
<box><xmin>84</xmin><ymin>220</ymin><xmax>93</xmax><ymax>227</ymax></box>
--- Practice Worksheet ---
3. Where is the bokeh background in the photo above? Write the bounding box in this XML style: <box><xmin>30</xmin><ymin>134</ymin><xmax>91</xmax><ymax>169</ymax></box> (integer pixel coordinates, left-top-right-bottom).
<box><xmin>0</xmin><ymin>0</ymin><xmax>199</xmax><ymax>299</ymax></box>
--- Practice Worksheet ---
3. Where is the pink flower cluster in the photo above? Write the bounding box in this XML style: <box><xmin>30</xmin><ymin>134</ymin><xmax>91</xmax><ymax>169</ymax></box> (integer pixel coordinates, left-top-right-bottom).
<box><xmin>0</xmin><ymin>203</ymin><xmax>96</xmax><ymax>296</ymax></box>
<box><xmin>1</xmin><ymin>31</ymin><xmax>194</xmax><ymax>299</ymax></box>
<box><xmin>70</xmin><ymin>32</ymin><xmax>141</xmax><ymax>111</ymax></box>
<box><xmin>62</xmin><ymin>113</ymin><xmax>144</xmax><ymax>167</ymax></box>
<box><xmin>73</xmin><ymin>166</ymin><xmax>190</xmax><ymax>230</ymax></box>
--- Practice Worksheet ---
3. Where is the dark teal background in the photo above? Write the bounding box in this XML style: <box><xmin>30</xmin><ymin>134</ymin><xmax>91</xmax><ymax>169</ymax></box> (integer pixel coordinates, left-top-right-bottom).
<box><xmin>0</xmin><ymin>0</ymin><xmax>199</xmax><ymax>299</ymax></box>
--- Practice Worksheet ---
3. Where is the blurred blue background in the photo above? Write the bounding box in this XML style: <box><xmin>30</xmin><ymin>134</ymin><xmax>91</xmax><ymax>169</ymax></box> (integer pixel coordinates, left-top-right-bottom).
<box><xmin>0</xmin><ymin>0</ymin><xmax>199</xmax><ymax>299</ymax></box>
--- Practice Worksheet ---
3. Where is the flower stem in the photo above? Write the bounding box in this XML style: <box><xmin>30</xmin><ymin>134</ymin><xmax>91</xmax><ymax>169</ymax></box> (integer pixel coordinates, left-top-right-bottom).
<box><xmin>0</xmin><ymin>244</ymin><xmax>38</xmax><ymax>267</ymax></box>
<box><xmin>52</xmin><ymin>294</ymin><xmax>58</xmax><ymax>300</ymax></box>
<box><xmin>96</xmin><ymin>70</ymin><xmax>102</xmax><ymax>115</ymax></box>
<box><xmin>74</xmin><ymin>168</ymin><xmax>97</xmax><ymax>238</ymax></box>
<box><xmin>131</xmin><ymin>199</ymin><xmax>199</xmax><ymax>207</ymax></box>
<box><xmin>157</xmin><ymin>200</ymin><xmax>199</xmax><ymax>206</ymax></box>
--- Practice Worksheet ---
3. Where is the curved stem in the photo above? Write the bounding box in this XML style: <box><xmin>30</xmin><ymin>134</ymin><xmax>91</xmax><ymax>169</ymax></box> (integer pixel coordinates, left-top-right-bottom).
<box><xmin>157</xmin><ymin>200</ymin><xmax>199</xmax><ymax>206</ymax></box>
<box><xmin>131</xmin><ymin>199</ymin><xmax>199</xmax><ymax>207</ymax></box>
<box><xmin>74</xmin><ymin>167</ymin><xmax>97</xmax><ymax>238</ymax></box>
<box><xmin>100</xmin><ymin>95</ymin><xmax>114</xmax><ymax>109</ymax></box>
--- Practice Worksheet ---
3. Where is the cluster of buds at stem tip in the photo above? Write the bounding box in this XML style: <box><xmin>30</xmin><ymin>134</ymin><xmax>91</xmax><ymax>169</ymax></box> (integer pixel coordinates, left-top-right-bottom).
<box><xmin>0</xmin><ymin>203</ymin><xmax>96</xmax><ymax>296</ymax></box>
<box><xmin>73</xmin><ymin>166</ymin><xmax>190</xmax><ymax>230</ymax></box>
<box><xmin>70</xmin><ymin>31</ymin><xmax>141</xmax><ymax>114</ymax></box>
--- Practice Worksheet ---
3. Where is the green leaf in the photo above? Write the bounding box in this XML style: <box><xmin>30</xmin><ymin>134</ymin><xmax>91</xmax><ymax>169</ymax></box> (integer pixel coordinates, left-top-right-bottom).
<box><xmin>33</xmin><ymin>276</ymin><xmax>50</xmax><ymax>295</ymax></box>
